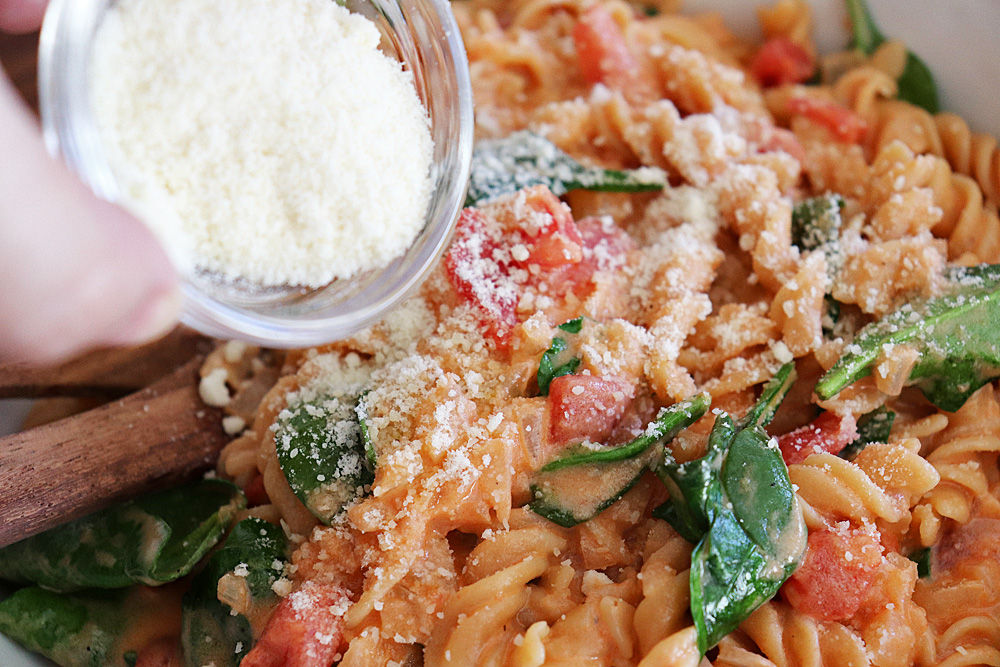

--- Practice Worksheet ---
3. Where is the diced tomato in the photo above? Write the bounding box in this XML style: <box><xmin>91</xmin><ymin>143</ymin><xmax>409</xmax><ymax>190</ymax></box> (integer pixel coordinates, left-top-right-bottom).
<box><xmin>777</xmin><ymin>411</ymin><xmax>858</xmax><ymax>465</ymax></box>
<box><xmin>444</xmin><ymin>187</ymin><xmax>634</xmax><ymax>348</ymax></box>
<box><xmin>782</xmin><ymin>526</ymin><xmax>883</xmax><ymax>621</ymax></box>
<box><xmin>549</xmin><ymin>375</ymin><xmax>634</xmax><ymax>447</ymax></box>
<box><xmin>549</xmin><ymin>217</ymin><xmax>635</xmax><ymax>298</ymax></box>
<box><xmin>243</xmin><ymin>474</ymin><xmax>270</xmax><ymax>507</ymax></box>
<box><xmin>240</xmin><ymin>582</ymin><xmax>348</xmax><ymax>667</ymax></box>
<box><xmin>445</xmin><ymin>187</ymin><xmax>594</xmax><ymax>348</ymax></box>
<box><xmin>528</xmin><ymin>231</ymin><xmax>585</xmax><ymax>267</ymax></box>
<box><xmin>758</xmin><ymin>127</ymin><xmax>806</xmax><ymax>163</ymax></box>
<box><xmin>787</xmin><ymin>96</ymin><xmax>869</xmax><ymax>143</ymax></box>
<box><xmin>134</xmin><ymin>639</ymin><xmax>182</xmax><ymax>667</ymax></box>
<box><xmin>444</xmin><ymin>207</ymin><xmax>519</xmax><ymax>349</ymax></box>
<box><xmin>573</xmin><ymin>6</ymin><xmax>642</xmax><ymax>92</ymax></box>
<box><xmin>513</xmin><ymin>187</ymin><xmax>584</xmax><ymax>269</ymax></box>
<box><xmin>751</xmin><ymin>38</ymin><xmax>815</xmax><ymax>88</ymax></box>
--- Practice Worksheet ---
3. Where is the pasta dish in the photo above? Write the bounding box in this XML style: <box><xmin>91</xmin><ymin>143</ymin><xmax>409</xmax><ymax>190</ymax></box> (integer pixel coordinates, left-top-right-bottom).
<box><xmin>3</xmin><ymin>1</ymin><xmax>1000</xmax><ymax>666</ymax></box>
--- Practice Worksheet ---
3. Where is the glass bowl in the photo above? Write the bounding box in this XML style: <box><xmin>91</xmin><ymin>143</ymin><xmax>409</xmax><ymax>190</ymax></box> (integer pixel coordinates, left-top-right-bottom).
<box><xmin>37</xmin><ymin>0</ymin><xmax>473</xmax><ymax>347</ymax></box>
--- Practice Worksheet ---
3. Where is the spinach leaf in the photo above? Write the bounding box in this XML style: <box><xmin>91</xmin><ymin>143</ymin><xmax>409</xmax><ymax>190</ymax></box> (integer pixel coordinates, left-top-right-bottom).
<box><xmin>845</xmin><ymin>0</ymin><xmax>938</xmax><ymax>112</ymax></box>
<box><xmin>908</xmin><ymin>547</ymin><xmax>932</xmax><ymax>578</ymax></box>
<box><xmin>689</xmin><ymin>512</ymin><xmax>792</xmax><ymax>653</ymax></box>
<box><xmin>0</xmin><ymin>479</ymin><xmax>244</xmax><ymax>591</ymax></box>
<box><xmin>536</xmin><ymin>337</ymin><xmax>581</xmax><ymax>396</ymax></box>
<box><xmin>791</xmin><ymin>194</ymin><xmax>843</xmax><ymax>251</ymax></box>
<box><xmin>655</xmin><ymin>364</ymin><xmax>805</xmax><ymax>654</ymax></box>
<box><xmin>529</xmin><ymin>465</ymin><xmax>647</xmax><ymax>529</ymax></box>
<box><xmin>896</xmin><ymin>51</ymin><xmax>939</xmax><ymax>114</ymax></box>
<box><xmin>845</xmin><ymin>0</ymin><xmax>885</xmax><ymax>54</ymax></box>
<box><xmin>0</xmin><ymin>588</ymin><xmax>136</xmax><ymax>667</ymax></box>
<box><xmin>558</xmin><ymin>317</ymin><xmax>584</xmax><ymax>334</ymax></box>
<box><xmin>274</xmin><ymin>393</ymin><xmax>374</xmax><ymax>525</ymax></box>
<box><xmin>740</xmin><ymin>361</ymin><xmax>797</xmax><ymax>429</ymax></box>
<box><xmin>655</xmin><ymin>365</ymin><xmax>795</xmax><ymax>542</ymax></box>
<box><xmin>529</xmin><ymin>394</ymin><xmax>710</xmax><ymax>528</ymax></box>
<box><xmin>466</xmin><ymin>131</ymin><xmax>666</xmax><ymax>206</ymax></box>
<box><xmin>536</xmin><ymin>318</ymin><xmax>587</xmax><ymax>396</ymax></box>
<box><xmin>355</xmin><ymin>392</ymin><xmax>377</xmax><ymax>473</ymax></box>
<box><xmin>721</xmin><ymin>429</ymin><xmax>798</xmax><ymax>557</ymax></box>
<box><xmin>822</xmin><ymin>296</ymin><xmax>843</xmax><ymax>338</ymax></box>
<box><xmin>839</xmin><ymin>406</ymin><xmax>895</xmax><ymax>460</ymax></box>
<box><xmin>181</xmin><ymin>518</ymin><xmax>288</xmax><ymax>667</ymax></box>
<box><xmin>815</xmin><ymin>263</ymin><xmax>1000</xmax><ymax>411</ymax></box>
<box><xmin>540</xmin><ymin>393</ymin><xmax>711</xmax><ymax>472</ymax></box>
<box><xmin>653</xmin><ymin>413</ymin><xmax>731</xmax><ymax>543</ymax></box>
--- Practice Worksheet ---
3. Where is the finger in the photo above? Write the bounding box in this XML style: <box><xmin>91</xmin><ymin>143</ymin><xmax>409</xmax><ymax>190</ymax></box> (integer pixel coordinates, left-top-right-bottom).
<box><xmin>0</xmin><ymin>78</ymin><xmax>181</xmax><ymax>364</ymax></box>
<box><xmin>0</xmin><ymin>0</ymin><xmax>47</xmax><ymax>33</ymax></box>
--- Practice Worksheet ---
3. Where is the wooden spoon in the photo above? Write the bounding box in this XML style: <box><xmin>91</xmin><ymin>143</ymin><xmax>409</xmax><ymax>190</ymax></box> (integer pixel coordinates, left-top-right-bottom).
<box><xmin>0</xmin><ymin>326</ymin><xmax>211</xmax><ymax>399</ymax></box>
<box><xmin>0</xmin><ymin>356</ymin><xmax>228</xmax><ymax>548</ymax></box>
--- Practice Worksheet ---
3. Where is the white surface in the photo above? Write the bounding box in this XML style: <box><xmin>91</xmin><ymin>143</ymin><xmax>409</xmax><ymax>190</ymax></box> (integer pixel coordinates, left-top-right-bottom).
<box><xmin>2</xmin><ymin>1</ymin><xmax>998</xmax><ymax>664</ymax></box>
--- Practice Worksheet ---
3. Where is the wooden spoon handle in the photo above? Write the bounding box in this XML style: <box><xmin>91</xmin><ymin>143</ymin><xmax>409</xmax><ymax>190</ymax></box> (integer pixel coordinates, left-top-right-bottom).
<box><xmin>0</xmin><ymin>356</ymin><xmax>228</xmax><ymax>548</ymax></box>
<box><xmin>0</xmin><ymin>327</ymin><xmax>211</xmax><ymax>398</ymax></box>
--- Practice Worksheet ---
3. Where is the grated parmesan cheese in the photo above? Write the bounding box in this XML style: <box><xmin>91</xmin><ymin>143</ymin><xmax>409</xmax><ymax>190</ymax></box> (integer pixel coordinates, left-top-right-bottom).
<box><xmin>90</xmin><ymin>0</ymin><xmax>433</xmax><ymax>287</ymax></box>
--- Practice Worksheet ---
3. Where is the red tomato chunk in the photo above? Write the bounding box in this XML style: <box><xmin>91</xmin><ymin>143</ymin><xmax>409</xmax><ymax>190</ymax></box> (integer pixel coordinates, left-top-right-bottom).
<box><xmin>444</xmin><ymin>207</ymin><xmax>520</xmax><ymax>349</ymax></box>
<box><xmin>751</xmin><ymin>38</ymin><xmax>815</xmax><ymax>87</ymax></box>
<box><xmin>783</xmin><ymin>526</ymin><xmax>883</xmax><ymax>621</ymax></box>
<box><xmin>777</xmin><ymin>411</ymin><xmax>858</xmax><ymax>465</ymax></box>
<box><xmin>240</xmin><ymin>582</ymin><xmax>348</xmax><ymax>667</ymax></box>
<box><xmin>787</xmin><ymin>97</ymin><xmax>869</xmax><ymax>143</ymax></box>
<box><xmin>548</xmin><ymin>374</ymin><xmax>634</xmax><ymax>448</ymax></box>
<box><xmin>573</xmin><ymin>5</ymin><xmax>640</xmax><ymax>89</ymax></box>
<box><xmin>758</xmin><ymin>126</ymin><xmax>806</xmax><ymax>163</ymax></box>
<box><xmin>445</xmin><ymin>186</ymin><xmax>630</xmax><ymax>351</ymax></box>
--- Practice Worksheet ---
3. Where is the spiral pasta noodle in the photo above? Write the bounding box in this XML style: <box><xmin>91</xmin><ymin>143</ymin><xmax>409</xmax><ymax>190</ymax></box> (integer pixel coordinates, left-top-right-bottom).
<box><xmin>912</xmin><ymin>385</ymin><xmax>1000</xmax><ymax>546</ymax></box>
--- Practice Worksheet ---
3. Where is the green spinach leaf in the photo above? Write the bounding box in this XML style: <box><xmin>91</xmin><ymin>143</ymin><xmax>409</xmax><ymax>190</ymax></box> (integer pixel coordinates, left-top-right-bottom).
<box><xmin>845</xmin><ymin>0</ymin><xmax>939</xmax><ymax>112</ymax></box>
<box><xmin>536</xmin><ymin>337</ymin><xmax>580</xmax><ymax>396</ymax></box>
<box><xmin>839</xmin><ymin>406</ymin><xmax>895</xmax><ymax>460</ymax></box>
<box><xmin>558</xmin><ymin>317</ymin><xmax>584</xmax><ymax>334</ymax></box>
<box><xmin>721</xmin><ymin>429</ymin><xmax>798</xmax><ymax>557</ymax></box>
<box><xmin>815</xmin><ymin>263</ymin><xmax>1000</xmax><ymax>411</ymax></box>
<box><xmin>654</xmin><ymin>365</ymin><xmax>795</xmax><ymax>542</ymax></box>
<box><xmin>0</xmin><ymin>588</ymin><xmax>137</xmax><ymax>667</ymax></box>
<box><xmin>0</xmin><ymin>479</ymin><xmax>244</xmax><ymax>591</ymax></box>
<box><xmin>529</xmin><ymin>394</ymin><xmax>710</xmax><ymax>527</ymax></box>
<box><xmin>740</xmin><ymin>362</ymin><xmax>797</xmax><ymax>429</ymax></box>
<box><xmin>540</xmin><ymin>393</ymin><xmax>710</xmax><ymax>472</ymax></box>
<box><xmin>690</xmin><ymin>511</ymin><xmax>793</xmax><ymax>653</ymax></box>
<box><xmin>908</xmin><ymin>547</ymin><xmax>932</xmax><ymax>578</ymax></box>
<box><xmin>653</xmin><ymin>412</ymin><xmax>732</xmax><ymax>543</ymax></box>
<box><xmin>181</xmin><ymin>518</ymin><xmax>288</xmax><ymax>667</ymax></box>
<box><xmin>466</xmin><ymin>131</ymin><xmax>666</xmax><ymax>206</ymax></box>
<box><xmin>655</xmin><ymin>364</ymin><xmax>805</xmax><ymax>654</ymax></box>
<box><xmin>355</xmin><ymin>392</ymin><xmax>377</xmax><ymax>473</ymax></box>
<box><xmin>274</xmin><ymin>393</ymin><xmax>374</xmax><ymax>525</ymax></box>
<box><xmin>791</xmin><ymin>194</ymin><xmax>843</xmax><ymax>252</ymax></box>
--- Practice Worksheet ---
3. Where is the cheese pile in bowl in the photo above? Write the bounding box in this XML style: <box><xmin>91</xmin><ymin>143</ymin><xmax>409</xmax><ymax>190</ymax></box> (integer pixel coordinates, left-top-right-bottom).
<box><xmin>90</xmin><ymin>0</ymin><xmax>434</xmax><ymax>288</ymax></box>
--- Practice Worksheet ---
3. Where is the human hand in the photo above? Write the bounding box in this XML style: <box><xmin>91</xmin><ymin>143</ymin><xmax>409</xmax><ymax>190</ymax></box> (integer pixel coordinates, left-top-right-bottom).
<box><xmin>0</xmin><ymin>3</ymin><xmax>180</xmax><ymax>364</ymax></box>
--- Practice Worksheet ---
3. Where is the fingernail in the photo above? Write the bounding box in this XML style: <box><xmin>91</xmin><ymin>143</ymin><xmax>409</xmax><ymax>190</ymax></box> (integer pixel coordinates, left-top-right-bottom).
<box><xmin>117</xmin><ymin>286</ymin><xmax>184</xmax><ymax>347</ymax></box>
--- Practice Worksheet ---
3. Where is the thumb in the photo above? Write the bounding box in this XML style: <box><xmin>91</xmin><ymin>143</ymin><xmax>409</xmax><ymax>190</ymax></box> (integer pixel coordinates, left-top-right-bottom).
<box><xmin>0</xmin><ymin>77</ymin><xmax>181</xmax><ymax>364</ymax></box>
<box><xmin>0</xmin><ymin>0</ymin><xmax>47</xmax><ymax>34</ymax></box>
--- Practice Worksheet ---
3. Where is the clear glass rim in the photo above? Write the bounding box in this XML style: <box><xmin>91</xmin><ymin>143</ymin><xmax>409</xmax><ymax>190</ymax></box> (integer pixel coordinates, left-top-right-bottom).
<box><xmin>38</xmin><ymin>0</ymin><xmax>474</xmax><ymax>347</ymax></box>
